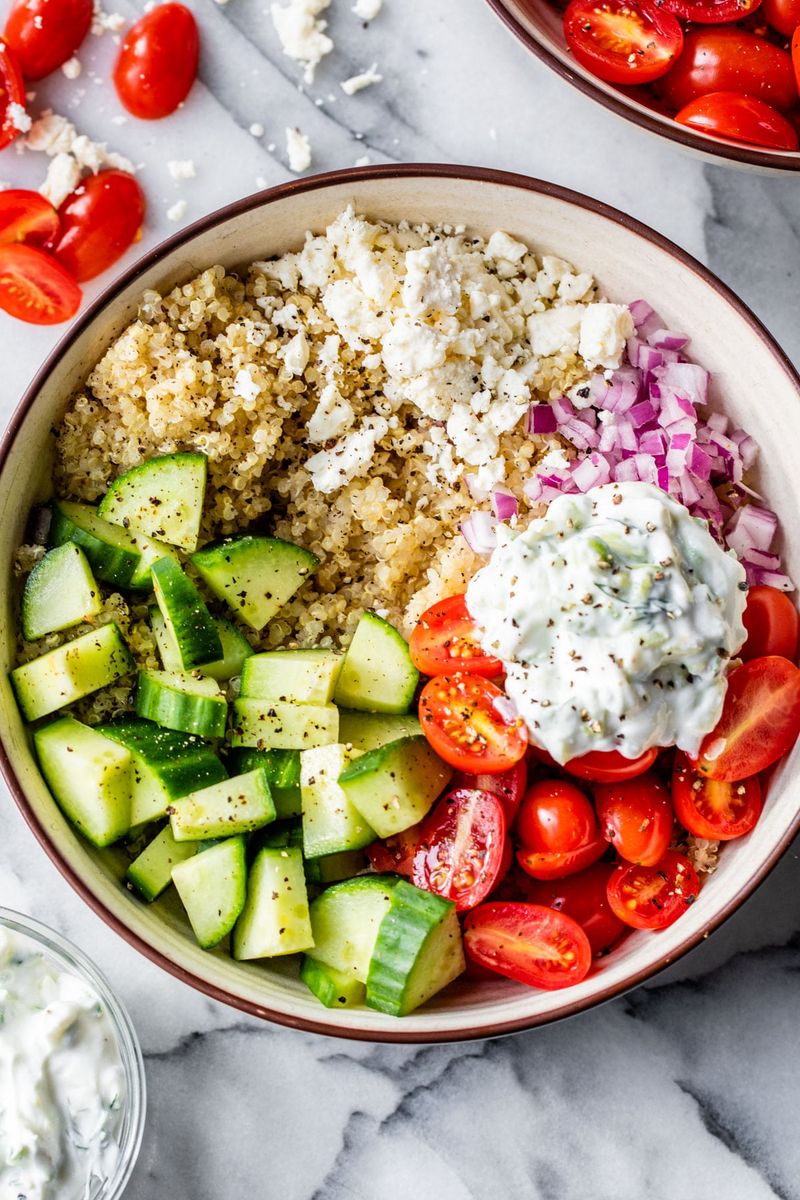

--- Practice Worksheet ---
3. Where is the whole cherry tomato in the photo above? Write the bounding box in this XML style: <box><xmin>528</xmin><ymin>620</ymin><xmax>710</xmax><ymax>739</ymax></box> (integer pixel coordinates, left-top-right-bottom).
<box><xmin>659</xmin><ymin>29</ymin><xmax>797</xmax><ymax>113</ymax></box>
<box><xmin>516</xmin><ymin>779</ymin><xmax>598</xmax><ymax>855</ymax></box>
<box><xmin>675</xmin><ymin>91</ymin><xmax>799</xmax><ymax>150</ymax></box>
<box><xmin>561</xmin><ymin>747</ymin><xmax>659</xmax><ymax>783</ymax></box>
<box><xmin>762</xmin><ymin>0</ymin><xmax>800</xmax><ymax>35</ymax></box>
<box><xmin>113</xmin><ymin>3</ymin><xmax>199</xmax><ymax>120</ymax></box>
<box><xmin>52</xmin><ymin>170</ymin><xmax>145</xmax><ymax>282</ymax></box>
<box><xmin>4</xmin><ymin>0</ymin><xmax>92</xmax><ymax>80</ymax></box>
<box><xmin>594</xmin><ymin>772</ymin><xmax>674</xmax><ymax>866</ymax></box>
<box><xmin>524</xmin><ymin>863</ymin><xmax>627</xmax><ymax>956</ymax></box>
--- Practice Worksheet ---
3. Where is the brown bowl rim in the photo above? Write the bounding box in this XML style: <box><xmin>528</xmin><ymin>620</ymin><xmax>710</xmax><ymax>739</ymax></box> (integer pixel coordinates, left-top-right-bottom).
<box><xmin>2</xmin><ymin>162</ymin><xmax>799</xmax><ymax>1043</ymax></box>
<box><xmin>486</xmin><ymin>0</ymin><xmax>800</xmax><ymax>173</ymax></box>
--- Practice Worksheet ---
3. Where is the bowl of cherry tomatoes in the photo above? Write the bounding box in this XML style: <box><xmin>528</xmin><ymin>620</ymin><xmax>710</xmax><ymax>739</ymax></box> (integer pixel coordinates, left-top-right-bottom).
<box><xmin>486</xmin><ymin>0</ymin><xmax>800</xmax><ymax>170</ymax></box>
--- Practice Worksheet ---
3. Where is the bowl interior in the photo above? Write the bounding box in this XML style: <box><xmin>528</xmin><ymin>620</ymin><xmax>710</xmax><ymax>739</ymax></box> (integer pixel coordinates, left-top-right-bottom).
<box><xmin>3</xmin><ymin>168</ymin><xmax>800</xmax><ymax>1040</ymax></box>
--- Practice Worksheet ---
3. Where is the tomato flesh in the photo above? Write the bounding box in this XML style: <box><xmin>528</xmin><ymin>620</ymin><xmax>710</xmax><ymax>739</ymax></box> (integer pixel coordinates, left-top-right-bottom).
<box><xmin>365</xmin><ymin>823</ymin><xmax>422</xmax><ymax>876</ymax></box>
<box><xmin>0</xmin><ymin>243</ymin><xmax>81</xmax><ymax>324</ymax></box>
<box><xmin>411</xmin><ymin>787</ymin><xmax>507</xmax><ymax>911</ymax></box>
<box><xmin>464</xmin><ymin>902</ymin><xmax>592</xmax><ymax>989</ymax></box>
<box><xmin>660</xmin><ymin>0</ymin><xmax>763</xmax><ymax>22</ymax></box>
<box><xmin>742</xmin><ymin>585</ymin><xmax>800</xmax><ymax>662</ymax></box>
<box><xmin>672</xmin><ymin>752</ymin><xmax>763</xmax><ymax>840</ymax></box>
<box><xmin>52</xmin><ymin>170</ymin><xmax>145</xmax><ymax>283</ymax></box>
<box><xmin>419</xmin><ymin>672</ymin><xmax>527</xmax><ymax>774</ymax></box>
<box><xmin>594</xmin><ymin>772</ymin><xmax>673</xmax><ymax>865</ymax></box>
<box><xmin>410</xmin><ymin>594</ymin><xmax>502</xmax><ymax>678</ymax></box>
<box><xmin>517</xmin><ymin>835</ymin><xmax>607</xmax><ymax>880</ymax></box>
<box><xmin>695</xmin><ymin>655</ymin><xmax>800</xmax><ymax>781</ymax></box>
<box><xmin>607</xmin><ymin>851</ymin><xmax>700</xmax><ymax>930</ymax></box>
<box><xmin>564</xmin><ymin>0</ymin><xmax>684</xmax><ymax>85</ymax></box>
<box><xmin>675</xmin><ymin>91</ymin><xmax>799</xmax><ymax>150</ymax></box>
<box><xmin>560</xmin><ymin>746</ymin><xmax>659</xmax><ymax>783</ymax></box>
<box><xmin>659</xmin><ymin>29</ymin><xmax>797</xmax><ymax>113</ymax></box>
<box><xmin>0</xmin><ymin>189</ymin><xmax>59</xmax><ymax>247</ymax></box>
<box><xmin>4</xmin><ymin>0</ymin><xmax>92</xmax><ymax>80</ymax></box>
<box><xmin>0</xmin><ymin>38</ymin><xmax>26</xmax><ymax>151</ymax></box>
<box><xmin>114</xmin><ymin>3</ymin><xmax>199</xmax><ymax>119</ymax></box>
<box><xmin>525</xmin><ymin>863</ymin><xmax>627</xmax><ymax>956</ymax></box>
<box><xmin>451</xmin><ymin>759</ymin><xmax>527</xmax><ymax>824</ymax></box>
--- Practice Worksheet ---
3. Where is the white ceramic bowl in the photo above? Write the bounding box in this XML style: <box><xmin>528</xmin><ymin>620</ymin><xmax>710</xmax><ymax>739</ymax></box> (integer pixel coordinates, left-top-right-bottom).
<box><xmin>2</xmin><ymin>165</ymin><xmax>799</xmax><ymax>1042</ymax></box>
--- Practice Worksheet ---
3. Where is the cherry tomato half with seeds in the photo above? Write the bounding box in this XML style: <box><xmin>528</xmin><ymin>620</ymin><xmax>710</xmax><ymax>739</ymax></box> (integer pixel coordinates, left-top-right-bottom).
<box><xmin>762</xmin><ymin>0</ymin><xmax>800</xmax><ymax>33</ymax></box>
<box><xmin>365</xmin><ymin>823</ymin><xmax>423</xmax><ymax>876</ymax></box>
<box><xmin>0</xmin><ymin>38</ymin><xmax>27</xmax><ymax>151</ymax></box>
<box><xmin>451</xmin><ymin>759</ymin><xmax>527</xmax><ymax>825</ymax></box>
<box><xmin>463</xmin><ymin>902</ymin><xmax>592</xmax><ymax>990</ymax></box>
<box><xmin>675</xmin><ymin>91</ymin><xmax>799</xmax><ymax>150</ymax></box>
<box><xmin>517</xmin><ymin>836</ymin><xmax>607</xmax><ymax>881</ymax></box>
<box><xmin>4</xmin><ymin>0</ymin><xmax>92</xmax><ymax>80</ymax></box>
<box><xmin>0</xmin><ymin>243</ymin><xmax>81</xmax><ymax>324</ymax></box>
<box><xmin>560</xmin><ymin>746</ymin><xmax>659</xmax><ymax>783</ymax></box>
<box><xmin>409</xmin><ymin>594</ymin><xmax>503</xmax><ymax>679</ymax></box>
<box><xmin>51</xmin><ymin>170</ymin><xmax>145</xmax><ymax>283</ymax></box>
<box><xmin>113</xmin><ymin>3</ymin><xmax>199</xmax><ymax>120</ymax></box>
<box><xmin>419</xmin><ymin>672</ymin><xmax>527</xmax><ymax>774</ymax></box>
<box><xmin>672</xmin><ymin>752</ymin><xmax>763</xmax><ymax>840</ymax></box>
<box><xmin>524</xmin><ymin>863</ymin><xmax>627</xmax><ymax>956</ymax></box>
<box><xmin>658</xmin><ymin>28</ymin><xmax>797</xmax><ymax>113</ymax></box>
<box><xmin>742</xmin><ymin>586</ymin><xmax>800</xmax><ymax>662</ymax></box>
<box><xmin>594</xmin><ymin>772</ymin><xmax>673</xmax><ymax>866</ymax></box>
<box><xmin>412</xmin><ymin>788</ymin><xmax>507</xmax><ymax>912</ymax></box>
<box><xmin>695</xmin><ymin>655</ymin><xmax>800</xmax><ymax>781</ymax></box>
<box><xmin>0</xmin><ymin>190</ymin><xmax>59</xmax><ymax>248</ymax></box>
<box><xmin>607</xmin><ymin>851</ymin><xmax>700</xmax><ymax>931</ymax></box>
<box><xmin>563</xmin><ymin>0</ymin><xmax>684</xmax><ymax>85</ymax></box>
<box><xmin>516</xmin><ymin>779</ymin><xmax>598</xmax><ymax>855</ymax></box>
<box><xmin>660</xmin><ymin>0</ymin><xmax>762</xmax><ymax>22</ymax></box>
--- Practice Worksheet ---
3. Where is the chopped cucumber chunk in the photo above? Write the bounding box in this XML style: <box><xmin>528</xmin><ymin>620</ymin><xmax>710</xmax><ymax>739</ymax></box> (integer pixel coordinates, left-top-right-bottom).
<box><xmin>172</xmin><ymin>836</ymin><xmax>247</xmax><ymax>949</ymax></box>
<box><xmin>50</xmin><ymin>499</ymin><xmax>142</xmax><ymax>589</ymax></box>
<box><xmin>126</xmin><ymin>824</ymin><xmax>197</xmax><ymax>901</ymax></box>
<box><xmin>11</xmin><ymin>623</ymin><xmax>133</xmax><ymax>722</ymax></box>
<box><xmin>300</xmin><ymin>743</ymin><xmax>375</xmax><ymax>859</ymax></box>
<box><xmin>338</xmin><ymin>735</ymin><xmax>452</xmax><ymax>838</ymax></box>
<box><xmin>151</xmin><ymin>557</ymin><xmax>223</xmax><ymax>670</ymax></box>
<box><xmin>34</xmin><ymin>716</ymin><xmax>132</xmax><ymax>847</ymax></box>
<box><xmin>150</xmin><ymin>607</ymin><xmax>253</xmax><ymax>682</ymax></box>
<box><xmin>230</xmin><ymin>698</ymin><xmax>339</xmax><ymax>751</ymax></box>
<box><xmin>169</xmin><ymin>768</ymin><xmax>275</xmax><ymax>841</ymax></box>
<box><xmin>190</xmin><ymin>536</ymin><xmax>318</xmax><ymax>632</ymax></box>
<box><xmin>305</xmin><ymin>875</ymin><xmax>397</xmax><ymax>981</ymax></box>
<box><xmin>127</xmin><ymin>534</ymin><xmax>180</xmax><ymax>590</ymax></box>
<box><xmin>304</xmin><ymin>849</ymin><xmax>368</xmax><ymax>887</ymax></box>
<box><xmin>98</xmin><ymin>452</ymin><xmax>207</xmax><ymax>552</ymax></box>
<box><xmin>135</xmin><ymin>669</ymin><xmax>228</xmax><ymax>739</ymax></box>
<box><xmin>338</xmin><ymin>710</ymin><xmax>422</xmax><ymax>752</ymax></box>
<box><xmin>240</xmin><ymin>648</ymin><xmax>342</xmax><ymax>705</ymax></box>
<box><xmin>300</xmin><ymin>958</ymin><xmax>366</xmax><ymax>1009</ymax></box>
<box><xmin>21</xmin><ymin>544</ymin><xmax>102</xmax><ymax>641</ymax></box>
<box><xmin>232</xmin><ymin>846</ymin><xmax>313</xmax><ymax>959</ymax></box>
<box><xmin>226</xmin><ymin>747</ymin><xmax>301</xmax><ymax>818</ymax></box>
<box><xmin>334</xmin><ymin>612</ymin><xmax>419</xmax><ymax>714</ymax></box>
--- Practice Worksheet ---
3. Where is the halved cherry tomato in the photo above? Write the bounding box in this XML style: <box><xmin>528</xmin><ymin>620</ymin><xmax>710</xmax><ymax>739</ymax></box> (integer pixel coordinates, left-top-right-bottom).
<box><xmin>113</xmin><ymin>3</ymin><xmax>199</xmax><ymax>120</ymax></box>
<box><xmin>0</xmin><ymin>38</ymin><xmax>26</xmax><ymax>151</ymax></box>
<box><xmin>517</xmin><ymin>836</ymin><xmax>607</xmax><ymax>880</ymax></box>
<box><xmin>0</xmin><ymin>190</ymin><xmax>59</xmax><ymax>248</ymax></box>
<box><xmin>451</xmin><ymin>760</ymin><xmax>527</xmax><ymax>824</ymax></box>
<box><xmin>675</xmin><ymin>91</ymin><xmax>799</xmax><ymax>150</ymax></box>
<box><xmin>594</xmin><ymin>772</ymin><xmax>673</xmax><ymax>865</ymax></box>
<box><xmin>409</xmin><ymin>594</ymin><xmax>502</xmax><ymax>679</ymax></box>
<box><xmin>51</xmin><ymin>171</ymin><xmax>145</xmax><ymax>283</ymax></box>
<box><xmin>742</xmin><ymin>586</ymin><xmax>799</xmax><ymax>661</ymax></box>
<box><xmin>463</xmin><ymin>902</ymin><xmax>592</xmax><ymax>989</ymax></box>
<box><xmin>563</xmin><ymin>0</ymin><xmax>684</xmax><ymax>85</ymax></box>
<box><xmin>365</xmin><ymin>823</ymin><xmax>423</xmax><ymax>876</ymax></box>
<box><xmin>763</xmin><ymin>0</ymin><xmax>800</xmax><ymax>32</ymax></box>
<box><xmin>672</xmin><ymin>752</ymin><xmax>763</xmax><ymax>840</ymax></box>
<box><xmin>4</xmin><ymin>0</ymin><xmax>92</xmax><ymax>80</ymax></box>
<box><xmin>695</xmin><ymin>656</ymin><xmax>800</xmax><ymax>781</ymax></box>
<box><xmin>516</xmin><ymin>779</ymin><xmax>598</xmax><ymax>854</ymax></box>
<box><xmin>419</xmin><ymin>673</ymin><xmax>527</xmax><ymax>774</ymax></box>
<box><xmin>0</xmin><ymin>243</ymin><xmax>81</xmax><ymax>324</ymax></box>
<box><xmin>524</xmin><ymin>863</ymin><xmax>627</xmax><ymax>956</ymax></box>
<box><xmin>560</xmin><ymin>746</ymin><xmax>659</xmax><ymax>783</ymax></box>
<box><xmin>607</xmin><ymin>851</ymin><xmax>700</xmax><ymax>931</ymax></box>
<box><xmin>660</xmin><ymin>0</ymin><xmax>762</xmax><ymax>21</ymax></box>
<box><xmin>659</xmin><ymin>29</ymin><xmax>797</xmax><ymax>113</ymax></box>
<box><xmin>411</xmin><ymin>788</ymin><xmax>507</xmax><ymax>912</ymax></box>
<box><xmin>794</xmin><ymin>28</ymin><xmax>800</xmax><ymax>94</ymax></box>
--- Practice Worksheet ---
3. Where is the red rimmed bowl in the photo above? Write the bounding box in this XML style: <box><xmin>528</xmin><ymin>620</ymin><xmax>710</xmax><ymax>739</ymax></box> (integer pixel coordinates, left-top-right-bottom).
<box><xmin>487</xmin><ymin>0</ymin><xmax>800</xmax><ymax>173</ymax></box>
<box><xmin>1</xmin><ymin>165</ymin><xmax>799</xmax><ymax>1042</ymax></box>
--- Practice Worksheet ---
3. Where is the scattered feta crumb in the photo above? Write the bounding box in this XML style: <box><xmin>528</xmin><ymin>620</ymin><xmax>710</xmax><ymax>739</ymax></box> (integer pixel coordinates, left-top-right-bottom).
<box><xmin>62</xmin><ymin>57</ymin><xmax>82</xmax><ymax>80</ymax></box>
<box><xmin>270</xmin><ymin>0</ymin><xmax>333</xmax><ymax>84</ymax></box>
<box><xmin>354</xmin><ymin>154</ymin><xmax>371</xmax><ymax>167</ymax></box>
<box><xmin>7</xmin><ymin>103</ymin><xmax>31</xmax><ymax>134</ymax></box>
<box><xmin>306</xmin><ymin>416</ymin><xmax>389</xmax><ymax>493</ymax></box>
<box><xmin>91</xmin><ymin>4</ymin><xmax>125</xmax><ymax>35</ymax></box>
<box><xmin>24</xmin><ymin>111</ymin><xmax>135</xmax><ymax>175</ymax></box>
<box><xmin>233</xmin><ymin>369</ymin><xmax>261</xmax><ymax>403</ymax></box>
<box><xmin>340</xmin><ymin>63</ymin><xmax>382</xmax><ymax>95</ymax></box>
<box><xmin>279</xmin><ymin>331</ymin><xmax>310</xmax><ymax>376</ymax></box>
<box><xmin>39</xmin><ymin>153</ymin><xmax>82</xmax><ymax>207</ymax></box>
<box><xmin>267</xmin><ymin>142</ymin><xmax>276</xmax><ymax>152</ymax></box>
<box><xmin>286</xmin><ymin>126</ymin><xmax>311</xmax><ymax>173</ymax></box>
<box><xmin>352</xmin><ymin>0</ymin><xmax>381</xmax><ymax>17</ymax></box>
<box><xmin>166</xmin><ymin>199</ymin><xmax>188</xmax><ymax>222</ymax></box>
<box><xmin>167</xmin><ymin>159</ymin><xmax>196</xmax><ymax>181</ymax></box>
<box><xmin>249</xmin><ymin>122</ymin><xmax>265</xmax><ymax>137</ymax></box>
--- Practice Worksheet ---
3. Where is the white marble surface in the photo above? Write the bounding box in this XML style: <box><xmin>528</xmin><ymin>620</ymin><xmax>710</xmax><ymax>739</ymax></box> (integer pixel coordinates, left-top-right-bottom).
<box><xmin>2</xmin><ymin>2</ymin><xmax>800</xmax><ymax>1197</ymax></box>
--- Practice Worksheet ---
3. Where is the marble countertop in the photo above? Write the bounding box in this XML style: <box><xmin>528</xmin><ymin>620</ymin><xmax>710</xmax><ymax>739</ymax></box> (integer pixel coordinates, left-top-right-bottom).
<box><xmin>2</xmin><ymin>2</ymin><xmax>800</xmax><ymax>1196</ymax></box>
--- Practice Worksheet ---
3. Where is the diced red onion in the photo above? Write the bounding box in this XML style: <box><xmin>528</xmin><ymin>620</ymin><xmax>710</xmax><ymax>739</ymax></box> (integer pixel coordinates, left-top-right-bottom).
<box><xmin>572</xmin><ymin>452</ymin><xmax>611</xmax><ymax>492</ymax></box>
<box><xmin>461</xmin><ymin>511</ymin><xmax>498</xmax><ymax>556</ymax></box>
<box><xmin>528</xmin><ymin>403</ymin><xmax>558</xmax><ymax>434</ymax></box>
<box><xmin>747</xmin><ymin>568</ymin><xmax>794</xmax><ymax>592</ymax></box>
<box><xmin>491</xmin><ymin>488</ymin><xmax>519</xmax><ymax>521</ymax></box>
<box><xmin>705</xmin><ymin>411</ymin><xmax>728</xmax><ymax>434</ymax></box>
<box><xmin>725</xmin><ymin>504</ymin><xmax>778</xmax><ymax>557</ymax></box>
<box><xmin>647</xmin><ymin>328</ymin><xmax>691</xmax><ymax>351</ymax></box>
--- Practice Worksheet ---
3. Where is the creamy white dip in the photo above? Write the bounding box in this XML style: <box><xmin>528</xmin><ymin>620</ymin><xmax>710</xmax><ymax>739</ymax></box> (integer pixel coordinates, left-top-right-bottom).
<box><xmin>0</xmin><ymin>928</ymin><xmax>125</xmax><ymax>1200</ymax></box>
<box><xmin>467</xmin><ymin>482</ymin><xmax>747</xmax><ymax>763</ymax></box>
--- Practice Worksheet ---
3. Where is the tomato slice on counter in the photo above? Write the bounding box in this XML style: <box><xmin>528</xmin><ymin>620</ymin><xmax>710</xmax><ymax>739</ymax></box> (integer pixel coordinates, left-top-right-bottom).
<box><xmin>113</xmin><ymin>3</ymin><xmax>199</xmax><ymax>120</ymax></box>
<box><xmin>517</xmin><ymin>836</ymin><xmax>607</xmax><ymax>881</ymax></box>
<box><xmin>742</xmin><ymin>585</ymin><xmax>800</xmax><ymax>662</ymax></box>
<box><xmin>694</xmin><ymin>656</ymin><xmax>800</xmax><ymax>781</ymax></box>
<box><xmin>51</xmin><ymin>170</ymin><xmax>146</xmax><ymax>282</ymax></box>
<box><xmin>516</xmin><ymin>779</ymin><xmax>599</xmax><ymax>855</ymax></box>
<box><xmin>451</xmin><ymin>759</ymin><xmax>527</xmax><ymax>824</ymax></box>
<box><xmin>606</xmin><ymin>851</ymin><xmax>700</xmax><ymax>931</ymax></box>
<box><xmin>659</xmin><ymin>0</ymin><xmax>762</xmax><ymax>21</ymax></box>
<box><xmin>0</xmin><ymin>243</ymin><xmax>81</xmax><ymax>324</ymax></box>
<box><xmin>0</xmin><ymin>190</ymin><xmax>59</xmax><ymax>248</ymax></box>
<box><xmin>463</xmin><ymin>902</ymin><xmax>592</xmax><ymax>989</ymax></box>
<box><xmin>675</xmin><ymin>92</ymin><xmax>799</xmax><ymax>150</ymax></box>
<box><xmin>762</xmin><ymin>0</ymin><xmax>800</xmax><ymax>34</ymax></box>
<box><xmin>672</xmin><ymin>752</ymin><xmax>763</xmax><ymax>840</ymax></box>
<box><xmin>411</xmin><ymin>787</ymin><xmax>507</xmax><ymax>911</ymax></box>
<box><xmin>594</xmin><ymin>772</ymin><xmax>673</xmax><ymax>866</ymax></box>
<box><xmin>658</xmin><ymin>29</ymin><xmax>797</xmax><ymax>114</ymax></box>
<box><xmin>563</xmin><ymin>0</ymin><xmax>684</xmax><ymax>86</ymax></box>
<box><xmin>524</xmin><ymin>863</ymin><xmax>627</xmax><ymax>956</ymax></box>
<box><xmin>0</xmin><ymin>38</ymin><xmax>27</xmax><ymax>151</ymax></box>
<box><xmin>559</xmin><ymin>746</ymin><xmax>659</xmax><ymax>783</ymax></box>
<box><xmin>365</xmin><ymin>823</ymin><xmax>423</xmax><ymax>876</ymax></box>
<box><xmin>419</xmin><ymin>672</ymin><xmax>527</xmax><ymax>774</ymax></box>
<box><xmin>409</xmin><ymin>594</ymin><xmax>502</xmax><ymax>679</ymax></box>
<box><xmin>3</xmin><ymin>0</ymin><xmax>92</xmax><ymax>80</ymax></box>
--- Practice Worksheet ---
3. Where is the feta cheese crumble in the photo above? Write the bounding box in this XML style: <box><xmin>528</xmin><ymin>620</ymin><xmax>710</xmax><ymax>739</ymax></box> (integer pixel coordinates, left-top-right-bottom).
<box><xmin>270</xmin><ymin>0</ymin><xmax>333</xmax><ymax>83</ymax></box>
<box><xmin>61</xmin><ymin>57</ymin><xmax>82</xmax><ymax>79</ymax></box>
<box><xmin>167</xmin><ymin>159</ymin><xmax>196</xmax><ymax>181</ymax></box>
<box><xmin>340</xmin><ymin>64</ymin><xmax>382</xmax><ymax>95</ymax></box>
<box><xmin>286</xmin><ymin>126</ymin><xmax>312</xmax><ymax>173</ymax></box>
<box><xmin>7</xmin><ymin>103</ymin><xmax>31</xmax><ymax>134</ymax></box>
<box><xmin>352</xmin><ymin>0</ymin><xmax>382</xmax><ymax>16</ymax></box>
<box><xmin>166</xmin><ymin>199</ymin><xmax>188</xmax><ymax>222</ymax></box>
<box><xmin>40</xmin><ymin>153</ymin><xmax>82</xmax><ymax>207</ymax></box>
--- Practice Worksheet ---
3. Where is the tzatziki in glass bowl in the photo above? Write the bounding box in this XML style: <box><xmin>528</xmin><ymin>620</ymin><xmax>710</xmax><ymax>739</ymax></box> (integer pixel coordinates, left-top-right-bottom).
<box><xmin>0</xmin><ymin>908</ymin><xmax>146</xmax><ymax>1200</ymax></box>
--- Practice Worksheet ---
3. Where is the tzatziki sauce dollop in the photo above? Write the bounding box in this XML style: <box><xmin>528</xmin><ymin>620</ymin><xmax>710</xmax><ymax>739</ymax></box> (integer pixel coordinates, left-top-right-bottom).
<box><xmin>0</xmin><ymin>927</ymin><xmax>126</xmax><ymax>1200</ymax></box>
<box><xmin>466</xmin><ymin>481</ymin><xmax>747</xmax><ymax>764</ymax></box>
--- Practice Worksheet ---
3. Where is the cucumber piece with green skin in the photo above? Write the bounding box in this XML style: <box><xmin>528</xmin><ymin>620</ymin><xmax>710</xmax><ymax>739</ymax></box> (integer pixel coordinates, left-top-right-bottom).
<box><xmin>150</xmin><ymin>607</ymin><xmax>253</xmax><ymax>682</ymax></box>
<box><xmin>22</xmin><ymin>544</ymin><xmax>102</xmax><ymax>641</ymax></box>
<box><xmin>169</xmin><ymin>768</ymin><xmax>275</xmax><ymax>841</ymax></box>
<box><xmin>11</xmin><ymin>623</ymin><xmax>134</xmax><ymax>722</ymax></box>
<box><xmin>127</xmin><ymin>534</ymin><xmax>181</xmax><ymax>590</ymax></box>
<box><xmin>304</xmin><ymin>849</ymin><xmax>368</xmax><ymax>886</ymax></box>
<box><xmin>338</xmin><ymin>735</ymin><xmax>452</xmax><ymax>838</ymax></box>
<box><xmin>366</xmin><ymin>879</ymin><xmax>464</xmax><ymax>1016</ymax></box>
<box><xmin>232</xmin><ymin>846</ymin><xmax>313</xmax><ymax>959</ymax></box>
<box><xmin>172</xmin><ymin>836</ymin><xmax>247</xmax><ymax>949</ymax></box>
<box><xmin>34</xmin><ymin>716</ymin><xmax>132</xmax><ymax>847</ymax></box>
<box><xmin>126</xmin><ymin>824</ymin><xmax>197</xmax><ymax>901</ymax></box>
<box><xmin>151</xmin><ymin>557</ymin><xmax>223</xmax><ymax>670</ymax></box>
<box><xmin>98</xmin><ymin>452</ymin><xmax>207</xmax><ymax>552</ymax></box>
<box><xmin>338</xmin><ymin>710</ymin><xmax>422</xmax><ymax>752</ymax></box>
<box><xmin>227</xmin><ymin>747</ymin><xmax>301</xmax><ymax>818</ymax></box>
<box><xmin>135</xmin><ymin>670</ymin><xmax>228</xmax><ymax>738</ymax></box>
<box><xmin>300</xmin><ymin>743</ymin><xmax>375</xmax><ymax>859</ymax></box>
<box><xmin>98</xmin><ymin>718</ymin><xmax>227</xmax><ymax>826</ymax></box>
<box><xmin>190</xmin><ymin>536</ymin><xmax>319</xmax><ymax>633</ymax></box>
<box><xmin>305</xmin><ymin>875</ymin><xmax>398</xmax><ymax>981</ymax></box>
<box><xmin>240</xmin><ymin>649</ymin><xmax>342</xmax><ymax>704</ymax></box>
<box><xmin>300</xmin><ymin>958</ymin><xmax>366</xmax><ymax>1008</ymax></box>
<box><xmin>230</xmin><ymin>698</ymin><xmax>339</xmax><ymax>751</ymax></box>
<box><xmin>50</xmin><ymin>499</ymin><xmax>142</xmax><ymax>589</ymax></box>
<box><xmin>333</xmin><ymin>612</ymin><xmax>419</xmax><ymax>715</ymax></box>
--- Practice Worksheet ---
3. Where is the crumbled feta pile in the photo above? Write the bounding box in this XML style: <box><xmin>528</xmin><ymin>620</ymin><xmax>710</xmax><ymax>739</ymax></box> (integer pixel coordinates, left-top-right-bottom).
<box><xmin>270</xmin><ymin>0</ymin><xmax>333</xmax><ymax>83</ymax></box>
<box><xmin>7</xmin><ymin>103</ymin><xmax>31</xmax><ymax>134</ymax></box>
<box><xmin>352</xmin><ymin>0</ymin><xmax>382</xmax><ymax>17</ymax></box>
<box><xmin>340</xmin><ymin>63</ymin><xmax>382</xmax><ymax>95</ymax></box>
<box><xmin>286</xmin><ymin>127</ymin><xmax>312</xmax><ymax>173</ymax></box>
<box><xmin>91</xmin><ymin>4</ymin><xmax>125</xmax><ymax>35</ymax></box>
<box><xmin>24</xmin><ymin>111</ymin><xmax>136</xmax><ymax>208</ymax></box>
